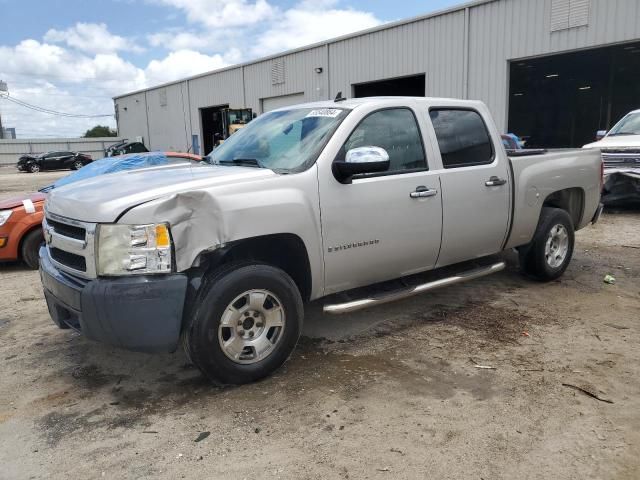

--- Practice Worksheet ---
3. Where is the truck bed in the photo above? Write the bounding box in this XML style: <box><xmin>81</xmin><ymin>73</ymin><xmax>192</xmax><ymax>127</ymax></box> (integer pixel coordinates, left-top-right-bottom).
<box><xmin>505</xmin><ymin>148</ymin><xmax>602</xmax><ymax>249</ymax></box>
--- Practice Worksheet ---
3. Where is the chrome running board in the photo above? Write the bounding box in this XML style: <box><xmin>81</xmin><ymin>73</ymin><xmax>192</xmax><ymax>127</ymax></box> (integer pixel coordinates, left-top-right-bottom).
<box><xmin>323</xmin><ymin>261</ymin><xmax>506</xmax><ymax>314</ymax></box>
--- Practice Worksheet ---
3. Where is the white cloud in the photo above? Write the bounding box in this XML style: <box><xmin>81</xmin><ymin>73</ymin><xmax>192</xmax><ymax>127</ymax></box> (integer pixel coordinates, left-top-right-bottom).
<box><xmin>252</xmin><ymin>3</ymin><xmax>381</xmax><ymax>57</ymax></box>
<box><xmin>0</xmin><ymin>39</ymin><xmax>237</xmax><ymax>137</ymax></box>
<box><xmin>154</xmin><ymin>0</ymin><xmax>275</xmax><ymax>28</ymax></box>
<box><xmin>145</xmin><ymin>49</ymin><xmax>231</xmax><ymax>85</ymax></box>
<box><xmin>0</xmin><ymin>1</ymin><xmax>384</xmax><ymax>138</ymax></box>
<box><xmin>0</xmin><ymin>40</ymin><xmax>145</xmax><ymax>137</ymax></box>
<box><xmin>148</xmin><ymin>30</ymin><xmax>211</xmax><ymax>51</ymax></box>
<box><xmin>44</xmin><ymin>22</ymin><xmax>143</xmax><ymax>55</ymax></box>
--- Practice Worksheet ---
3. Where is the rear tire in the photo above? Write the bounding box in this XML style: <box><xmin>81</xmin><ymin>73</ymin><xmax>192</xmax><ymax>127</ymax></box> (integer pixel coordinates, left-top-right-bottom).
<box><xmin>519</xmin><ymin>207</ymin><xmax>574</xmax><ymax>282</ymax></box>
<box><xmin>21</xmin><ymin>228</ymin><xmax>44</xmax><ymax>269</ymax></box>
<box><xmin>185</xmin><ymin>263</ymin><xmax>304</xmax><ymax>385</ymax></box>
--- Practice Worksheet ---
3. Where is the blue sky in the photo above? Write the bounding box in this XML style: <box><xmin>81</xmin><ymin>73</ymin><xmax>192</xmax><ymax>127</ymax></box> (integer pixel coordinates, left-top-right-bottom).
<box><xmin>0</xmin><ymin>0</ymin><xmax>462</xmax><ymax>137</ymax></box>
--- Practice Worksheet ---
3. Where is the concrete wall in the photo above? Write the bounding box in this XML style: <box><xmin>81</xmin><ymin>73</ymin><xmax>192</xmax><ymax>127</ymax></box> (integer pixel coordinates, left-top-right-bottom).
<box><xmin>0</xmin><ymin>137</ymin><xmax>124</xmax><ymax>166</ymax></box>
<box><xmin>114</xmin><ymin>0</ymin><xmax>640</xmax><ymax>152</ymax></box>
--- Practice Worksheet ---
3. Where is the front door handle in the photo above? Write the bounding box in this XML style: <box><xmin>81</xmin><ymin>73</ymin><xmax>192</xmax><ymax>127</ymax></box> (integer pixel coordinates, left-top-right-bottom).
<box><xmin>410</xmin><ymin>186</ymin><xmax>438</xmax><ymax>198</ymax></box>
<box><xmin>485</xmin><ymin>176</ymin><xmax>507</xmax><ymax>187</ymax></box>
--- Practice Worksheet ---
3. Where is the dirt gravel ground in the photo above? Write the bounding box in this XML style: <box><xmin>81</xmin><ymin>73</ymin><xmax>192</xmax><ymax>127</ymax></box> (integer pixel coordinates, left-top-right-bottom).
<box><xmin>1</xmin><ymin>168</ymin><xmax>639</xmax><ymax>479</ymax></box>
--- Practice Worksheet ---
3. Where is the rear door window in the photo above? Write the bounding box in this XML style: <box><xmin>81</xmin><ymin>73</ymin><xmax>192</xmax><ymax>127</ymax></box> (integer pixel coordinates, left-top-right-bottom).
<box><xmin>429</xmin><ymin>109</ymin><xmax>494</xmax><ymax>168</ymax></box>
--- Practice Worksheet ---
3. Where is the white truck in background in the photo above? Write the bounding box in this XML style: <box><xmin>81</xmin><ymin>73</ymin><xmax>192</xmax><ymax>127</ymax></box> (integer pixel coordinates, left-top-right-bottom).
<box><xmin>584</xmin><ymin>108</ymin><xmax>640</xmax><ymax>205</ymax></box>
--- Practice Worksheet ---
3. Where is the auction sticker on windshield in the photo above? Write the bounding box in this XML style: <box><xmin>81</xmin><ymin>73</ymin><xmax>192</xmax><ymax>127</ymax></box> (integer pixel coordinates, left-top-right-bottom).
<box><xmin>306</xmin><ymin>109</ymin><xmax>342</xmax><ymax>118</ymax></box>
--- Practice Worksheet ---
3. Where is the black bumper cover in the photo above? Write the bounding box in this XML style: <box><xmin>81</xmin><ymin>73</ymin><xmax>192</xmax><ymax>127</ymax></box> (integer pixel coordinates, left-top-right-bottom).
<box><xmin>39</xmin><ymin>247</ymin><xmax>188</xmax><ymax>353</ymax></box>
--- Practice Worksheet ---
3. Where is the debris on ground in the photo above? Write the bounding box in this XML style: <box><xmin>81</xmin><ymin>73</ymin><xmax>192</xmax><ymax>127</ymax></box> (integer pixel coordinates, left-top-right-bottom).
<box><xmin>194</xmin><ymin>431</ymin><xmax>210</xmax><ymax>442</ymax></box>
<box><xmin>521</xmin><ymin>331</ymin><xmax>530</xmax><ymax>337</ymax></box>
<box><xmin>562</xmin><ymin>383</ymin><xmax>614</xmax><ymax>404</ymax></box>
<box><xmin>604</xmin><ymin>323</ymin><xmax>630</xmax><ymax>330</ymax></box>
<box><xmin>469</xmin><ymin>357</ymin><xmax>496</xmax><ymax>369</ymax></box>
<box><xmin>603</xmin><ymin>274</ymin><xmax>616</xmax><ymax>285</ymax></box>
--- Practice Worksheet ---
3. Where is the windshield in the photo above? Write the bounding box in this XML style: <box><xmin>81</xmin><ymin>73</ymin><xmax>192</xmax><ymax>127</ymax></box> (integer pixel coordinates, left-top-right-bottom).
<box><xmin>207</xmin><ymin>107</ymin><xmax>349</xmax><ymax>172</ymax></box>
<box><xmin>608</xmin><ymin>112</ymin><xmax>640</xmax><ymax>136</ymax></box>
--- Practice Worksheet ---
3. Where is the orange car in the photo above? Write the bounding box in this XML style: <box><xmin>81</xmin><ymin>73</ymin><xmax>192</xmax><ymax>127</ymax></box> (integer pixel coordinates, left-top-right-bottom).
<box><xmin>0</xmin><ymin>192</ymin><xmax>46</xmax><ymax>269</ymax></box>
<box><xmin>1</xmin><ymin>151</ymin><xmax>204</xmax><ymax>269</ymax></box>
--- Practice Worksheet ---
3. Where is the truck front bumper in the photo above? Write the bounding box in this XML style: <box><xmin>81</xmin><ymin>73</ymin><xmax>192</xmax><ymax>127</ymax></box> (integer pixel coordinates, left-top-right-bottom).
<box><xmin>39</xmin><ymin>246</ymin><xmax>188</xmax><ymax>353</ymax></box>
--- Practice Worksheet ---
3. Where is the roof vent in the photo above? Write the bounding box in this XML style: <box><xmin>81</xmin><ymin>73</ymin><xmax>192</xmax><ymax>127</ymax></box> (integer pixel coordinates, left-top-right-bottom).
<box><xmin>159</xmin><ymin>88</ymin><xmax>167</xmax><ymax>107</ymax></box>
<box><xmin>271</xmin><ymin>58</ymin><xmax>285</xmax><ymax>85</ymax></box>
<box><xmin>551</xmin><ymin>0</ymin><xmax>590</xmax><ymax>32</ymax></box>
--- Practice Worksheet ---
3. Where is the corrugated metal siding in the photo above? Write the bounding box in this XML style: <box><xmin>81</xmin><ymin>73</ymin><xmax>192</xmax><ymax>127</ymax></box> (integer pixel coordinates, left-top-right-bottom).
<box><xmin>0</xmin><ymin>137</ymin><xmax>124</xmax><ymax>166</ymax></box>
<box><xmin>244</xmin><ymin>47</ymin><xmax>327</xmax><ymax>113</ymax></box>
<box><xmin>146</xmin><ymin>82</ymin><xmax>191</xmax><ymax>152</ymax></box>
<box><xmin>468</xmin><ymin>0</ymin><xmax>640</xmax><ymax>131</ymax></box>
<box><xmin>187</xmin><ymin>67</ymin><xmax>245</xmax><ymax>134</ymax></box>
<box><xmin>114</xmin><ymin>93</ymin><xmax>148</xmax><ymax>144</ymax></box>
<box><xmin>329</xmin><ymin>10</ymin><xmax>466</xmax><ymax>100</ymax></box>
<box><xmin>115</xmin><ymin>0</ymin><xmax>640</xmax><ymax>144</ymax></box>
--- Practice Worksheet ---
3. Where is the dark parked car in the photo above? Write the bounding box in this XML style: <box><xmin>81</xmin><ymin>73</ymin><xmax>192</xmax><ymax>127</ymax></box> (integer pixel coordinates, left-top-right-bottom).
<box><xmin>17</xmin><ymin>151</ymin><xmax>92</xmax><ymax>173</ymax></box>
<box><xmin>105</xmin><ymin>141</ymin><xmax>149</xmax><ymax>157</ymax></box>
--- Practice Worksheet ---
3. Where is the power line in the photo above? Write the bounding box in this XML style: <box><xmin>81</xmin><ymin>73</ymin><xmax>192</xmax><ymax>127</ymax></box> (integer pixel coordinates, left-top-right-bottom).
<box><xmin>0</xmin><ymin>93</ymin><xmax>114</xmax><ymax>118</ymax></box>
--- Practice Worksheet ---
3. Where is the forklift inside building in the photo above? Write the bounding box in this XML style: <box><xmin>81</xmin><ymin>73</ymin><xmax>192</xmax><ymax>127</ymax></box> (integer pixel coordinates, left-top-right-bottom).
<box><xmin>508</xmin><ymin>41</ymin><xmax>640</xmax><ymax>148</ymax></box>
<box><xmin>200</xmin><ymin>105</ymin><xmax>254</xmax><ymax>154</ymax></box>
<box><xmin>353</xmin><ymin>74</ymin><xmax>426</xmax><ymax>98</ymax></box>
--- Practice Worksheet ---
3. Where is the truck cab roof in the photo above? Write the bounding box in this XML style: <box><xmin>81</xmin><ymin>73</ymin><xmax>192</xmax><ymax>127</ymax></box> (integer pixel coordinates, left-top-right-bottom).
<box><xmin>271</xmin><ymin>96</ymin><xmax>487</xmax><ymax>112</ymax></box>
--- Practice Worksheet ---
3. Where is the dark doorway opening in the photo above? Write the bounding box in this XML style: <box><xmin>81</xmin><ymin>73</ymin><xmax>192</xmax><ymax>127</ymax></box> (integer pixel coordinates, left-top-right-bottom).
<box><xmin>200</xmin><ymin>104</ymin><xmax>229</xmax><ymax>155</ymax></box>
<box><xmin>353</xmin><ymin>74</ymin><xmax>426</xmax><ymax>98</ymax></box>
<box><xmin>508</xmin><ymin>42</ymin><xmax>640</xmax><ymax>148</ymax></box>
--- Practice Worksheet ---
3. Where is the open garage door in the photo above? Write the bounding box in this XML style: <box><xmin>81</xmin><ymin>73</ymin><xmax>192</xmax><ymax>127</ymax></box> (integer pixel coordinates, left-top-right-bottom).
<box><xmin>200</xmin><ymin>104</ymin><xmax>229</xmax><ymax>155</ymax></box>
<box><xmin>508</xmin><ymin>42</ymin><xmax>640</xmax><ymax>148</ymax></box>
<box><xmin>261</xmin><ymin>93</ymin><xmax>305</xmax><ymax>113</ymax></box>
<box><xmin>353</xmin><ymin>74</ymin><xmax>426</xmax><ymax>98</ymax></box>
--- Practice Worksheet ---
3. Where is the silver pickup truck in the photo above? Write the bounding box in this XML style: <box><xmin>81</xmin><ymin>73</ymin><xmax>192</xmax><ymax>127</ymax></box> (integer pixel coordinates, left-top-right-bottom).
<box><xmin>39</xmin><ymin>97</ymin><xmax>603</xmax><ymax>384</ymax></box>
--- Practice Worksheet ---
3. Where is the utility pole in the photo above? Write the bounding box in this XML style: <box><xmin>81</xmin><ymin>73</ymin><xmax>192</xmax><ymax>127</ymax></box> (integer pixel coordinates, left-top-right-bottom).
<box><xmin>0</xmin><ymin>80</ymin><xmax>7</xmax><ymax>140</ymax></box>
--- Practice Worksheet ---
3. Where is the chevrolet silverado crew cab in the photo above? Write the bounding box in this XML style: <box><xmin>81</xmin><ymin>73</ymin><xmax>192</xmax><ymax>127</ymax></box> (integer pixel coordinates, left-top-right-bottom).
<box><xmin>40</xmin><ymin>97</ymin><xmax>603</xmax><ymax>385</ymax></box>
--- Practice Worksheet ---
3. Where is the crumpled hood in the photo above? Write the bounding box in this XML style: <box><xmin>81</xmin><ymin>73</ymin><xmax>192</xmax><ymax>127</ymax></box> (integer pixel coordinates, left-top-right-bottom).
<box><xmin>46</xmin><ymin>163</ymin><xmax>276</xmax><ymax>222</ymax></box>
<box><xmin>583</xmin><ymin>135</ymin><xmax>640</xmax><ymax>149</ymax></box>
<box><xmin>0</xmin><ymin>192</ymin><xmax>46</xmax><ymax>210</ymax></box>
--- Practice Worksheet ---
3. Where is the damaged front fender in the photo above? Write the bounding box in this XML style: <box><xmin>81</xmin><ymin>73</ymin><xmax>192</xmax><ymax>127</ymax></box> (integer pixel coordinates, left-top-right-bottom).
<box><xmin>116</xmin><ymin>168</ymin><xmax>326</xmax><ymax>299</ymax></box>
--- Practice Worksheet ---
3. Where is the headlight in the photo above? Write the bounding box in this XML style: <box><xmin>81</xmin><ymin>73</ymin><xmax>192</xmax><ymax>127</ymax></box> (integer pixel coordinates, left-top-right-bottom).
<box><xmin>0</xmin><ymin>210</ymin><xmax>13</xmax><ymax>226</ymax></box>
<box><xmin>97</xmin><ymin>223</ymin><xmax>173</xmax><ymax>276</ymax></box>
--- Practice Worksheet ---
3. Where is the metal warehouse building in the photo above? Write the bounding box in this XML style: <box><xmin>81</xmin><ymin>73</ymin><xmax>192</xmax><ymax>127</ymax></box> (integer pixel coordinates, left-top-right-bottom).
<box><xmin>114</xmin><ymin>0</ymin><xmax>640</xmax><ymax>154</ymax></box>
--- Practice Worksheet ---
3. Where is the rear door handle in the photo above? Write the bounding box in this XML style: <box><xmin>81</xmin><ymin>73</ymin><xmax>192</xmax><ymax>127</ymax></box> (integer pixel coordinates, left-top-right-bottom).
<box><xmin>485</xmin><ymin>176</ymin><xmax>507</xmax><ymax>187</ymax></box>
<box><xmin>410</xmin><ymin>186</ymin><xmax>438</xmax><ymax>198</ymax></box>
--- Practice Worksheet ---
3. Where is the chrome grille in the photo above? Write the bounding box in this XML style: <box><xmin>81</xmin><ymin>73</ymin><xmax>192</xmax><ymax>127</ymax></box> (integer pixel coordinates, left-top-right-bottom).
<box><xmin>601</xmin><ymin>149</ymin><xmax>640</xmax><ymax>169</ymax></box>
<box><xmin>43</xmin><ymin>211</ymin><xmax>97</xmax><ymax>279</ymax></box>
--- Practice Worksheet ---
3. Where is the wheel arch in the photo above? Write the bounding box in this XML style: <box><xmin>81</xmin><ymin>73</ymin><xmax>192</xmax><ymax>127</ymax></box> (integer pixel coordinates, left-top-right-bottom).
<box><xmin>194</xmin><ymin>233</ymin><xmax>313</xmax><ymax>302</ymax></box>
<box><xmin>542</xmin><ymin>187</ymin><xmax>585</xmax><ymax>229</ymax></box>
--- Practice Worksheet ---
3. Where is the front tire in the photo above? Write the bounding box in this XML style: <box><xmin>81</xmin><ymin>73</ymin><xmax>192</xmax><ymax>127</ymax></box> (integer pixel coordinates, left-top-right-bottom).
<box><xmin>519</xmin><ymin>207</ymin><xmax>574</xmax><ymax>281</ymax></box>
<box><xmin>21</xmin><ymin>228</ymin><xmax>44</xmax><ymax>269</ymax></box>
<box><xmin>185</xmin><ymin>263</ymin><xmax>304</xmax><ymax>385</ymax></box>
<box><xmin>28</xmin><ymin>163</ymin><xmax>40</xmax><ymax>173</ymax></box>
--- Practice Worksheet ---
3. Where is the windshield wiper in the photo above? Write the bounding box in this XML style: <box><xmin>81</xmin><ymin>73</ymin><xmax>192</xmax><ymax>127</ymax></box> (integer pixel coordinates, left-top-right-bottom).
<box><xmin>216</xmin><ymin>158</ymin><xmax>265</xmax><ymax>168</ymax></box>
<box><xmin>608</xmin><ymin>132</ymin><xmax>639</xmax><ymax>136</ymax></box>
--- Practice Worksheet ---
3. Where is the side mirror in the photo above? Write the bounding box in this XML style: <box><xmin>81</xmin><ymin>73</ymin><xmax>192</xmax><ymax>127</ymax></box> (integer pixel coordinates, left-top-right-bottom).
<box><xmin>596</xmin><ymin>130</ymin><xmax>607</xmax><ymax>141</ymax></box>
<box><xmin>333</xmin><ymin>146</ymin><xmax>390</xmax><ymax>183</ymax></box>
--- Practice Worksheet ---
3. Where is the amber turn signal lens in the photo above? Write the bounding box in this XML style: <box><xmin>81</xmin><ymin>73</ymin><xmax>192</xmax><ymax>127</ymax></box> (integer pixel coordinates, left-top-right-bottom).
<box><xmin>0</xmin><ymin>237</ymin><xmax>7</xmax><ymax>248</ymax></box>
<box><xmin>155</xmin><ymin>224</ymin><xmax>170</xmax><ymax>248</ymax></box>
